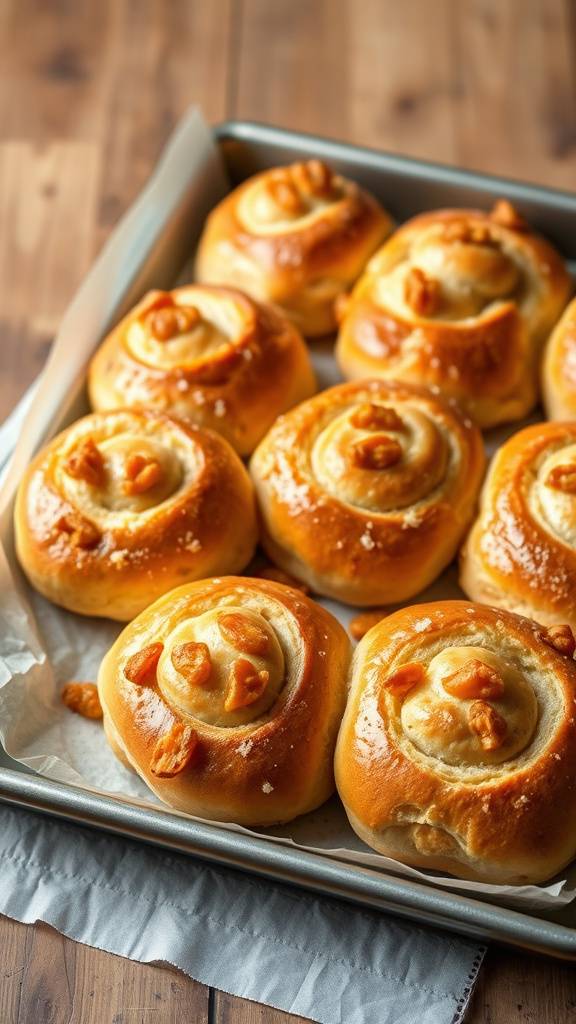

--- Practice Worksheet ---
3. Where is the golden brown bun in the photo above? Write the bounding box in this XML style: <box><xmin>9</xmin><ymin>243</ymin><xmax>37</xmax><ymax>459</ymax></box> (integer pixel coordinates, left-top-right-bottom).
<box><xmin>194</xmin><ymin>160</ymin><xmax>393</xmax><ymax>337</ymax></box>
<box><xmin>87</xmin><ymin>286</ymin><xmax>317</xmax><ymax>457</ymax></box>
<box><xmin>97</xmin><ymin>575</ymin><xmax>351</xmax><ymax>825</ymax></box>
<box><xmin>335</xmin><ymin>201</ymin><xmax>571</xmax><ymax>428</ymax></box>
<box><xmin>249</xmin><ymin>379</ymin><xmax>485</xmax><ymax>606</ymax></box>
<box><xmin>335</xmin><ymin>600</ymin><xmax>576</xmax><ymax>884</ymax></box>
<box><xmin>459</xmin><ymin>420</ymin><xmax>576</xmax><ymax>631</ymax></box>
<box><xmin>14</xmin><ymin>409</ymin><xmax>258</xmax><ymax>621</ymax></box>
<box><xmin>542</xmin><ymin>296</ymin><xmax>576</xmax><ymax>420</ymax></box>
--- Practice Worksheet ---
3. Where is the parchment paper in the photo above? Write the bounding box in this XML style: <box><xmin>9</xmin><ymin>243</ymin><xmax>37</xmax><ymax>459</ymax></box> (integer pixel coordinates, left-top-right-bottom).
<box><xmin>1</xmin><ymin>108</ymin><xmax>574</xmax><ymax>914</ymax></box>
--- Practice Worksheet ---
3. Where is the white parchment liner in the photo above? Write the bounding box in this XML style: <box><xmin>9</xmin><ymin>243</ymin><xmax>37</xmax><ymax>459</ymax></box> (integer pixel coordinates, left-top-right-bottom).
<box><xmin>0</xmin><ymin>107</ymin><xmax>574</xmax><ymax>913</ymax></box>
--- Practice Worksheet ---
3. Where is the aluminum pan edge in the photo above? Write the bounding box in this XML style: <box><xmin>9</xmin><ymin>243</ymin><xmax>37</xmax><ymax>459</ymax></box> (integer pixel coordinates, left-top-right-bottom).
<box><xmin>213</xmin><ymin>120</ymin><xmax>576</xmax><ymax>262</ymax></box>
<box><xmin>2</xmin><ymin>115</ymin><xmax>576</xmax><ymax>962</ymax></box>
<box><xmin>0</xmin><ymin>764</ymin><xmax>574</xmax><ymax>960</ymax></box>
<box><xmin>213</xmin><ymin>118</ymin><xmax>576</xmax><ymax>204</ymax></box>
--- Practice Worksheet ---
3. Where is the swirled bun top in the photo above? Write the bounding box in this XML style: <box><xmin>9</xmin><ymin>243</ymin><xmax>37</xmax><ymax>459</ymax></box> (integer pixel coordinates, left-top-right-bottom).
<box><xmin>335</xmin><ymin>600</ymin><xmax>576</xmax><ymax>884</ymax></box>
<box><xmin>335</xmin><ymin>201</ymin><xmax>571</xmax><ymax>428</ymax></box>
<box><xmin>14</xmin><ymin>409</ymin><xmax>258</xmax><ymax>620</ymax></box>
<box><xmin>399</xmin><ymin>644</ymin><xmax>538</xmax><ymax>768</ymax></box>
<box><xmin>88</xmin><ymin>286</ymin><xmax>317</xmax><ymax>456</ymax></box>
<box><xmin>249</xmin><ymin>379</ymin><xmax>485</xmax><ymax>606</ymax></box>
<box><xmin>156</xmin><ymin>605</ymin><xmax>286</xmax><ymax>728</ymax></box>
<box><xmin>542</xmin><ymin>296</ymin><xmax>576</xmax><ymax>421</ymax></box>
<box><xmin>459</xmin><ymin>420</ymin><xmax>576</xmax><ymax>631</ymax></box>
<box><xmin>97</xmin><ymin>575</ymin><xmax>351</xmax><ymax>825</ymax></box>
<box><xmin>194</xmin><ymin>160</ymin><xmax>393</xmax><ymax>337</ymax></box>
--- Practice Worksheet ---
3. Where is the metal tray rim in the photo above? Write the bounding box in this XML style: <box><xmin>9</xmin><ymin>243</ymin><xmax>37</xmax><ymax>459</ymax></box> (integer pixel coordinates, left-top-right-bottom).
<box><xmin>3</xmin><ymin>113</ymin><xmax>576</xmax><ymax>960</ymax></box>
<box><xmin>2</xmin><ymin>764</ymin><xmax>576</xmax><ymax>960</ymax></box>
<box><xmin>213</xmin><ymin>118</ymin><xmax>576</xmax><ymax>209</ymax></box>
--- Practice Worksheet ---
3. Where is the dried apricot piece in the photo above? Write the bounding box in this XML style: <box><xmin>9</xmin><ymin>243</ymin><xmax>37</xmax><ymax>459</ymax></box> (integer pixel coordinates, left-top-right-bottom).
<box><xmin>291</xmin><ymin>159</ymin><xmax>334</xmax><ymax>197</ymax></box>
<box><xmin>545</xmin><ymin>464</ymin><xmax>576</xmax><ymax>495</ymax></box>
<box><xmin>171</xmin><ymin>642</ymin><xmax>212</xmax><ymax>686</ymax></box>
<box><xmin>123</xmin><ymin>453</ymin><xmax>163</xmax><ymax>496</ymax></box>
<box><xmin>175</xmin><ymin>305</ymin><xmax>200</xmax><ymax>333</ymax></box>
<box><xmin>381</xmin><ymin>663</ymin><xmax>424</xmax><ymax>698</ymax></box>
<box><xmin>124</xmin><ymin>642</ymin><xmax>164</xmax><ymax>685</ymax></box>
<box><xmin>351</xmin><ymin>434</ymin><xmax>403</xmax><ymax>470</ymax></box>
<box><xmin>268</xmin><ymin>175</ymin><xmax>305</xmax><ymax>214</ymax></box>
<box><xmin>218</xmin><ymin>613</ymin><xmax>270</xmax><ymax>656</ymax></box>
<box><xmin>55</xmin><ymin>511</ymin><xmax>101</xmax><ymax>549</ymax></box>
<box><xmin>350</xmin><ymin>403</ymin><xmax>404</xmax><ymax>432</ymax></box>
<box><xmin>150</xmin><ymin>723</ymin><xmax>198</xmax><ymax>777</ymax></box>
<box><xmin>542</xmin><ymin>624</ymin><xmax>576</xmax><ymax>658</ymax></box>
<box><xmin>442</xmin><ymin>659</ymin><xmax>505</xmax><ymax>701</ymax></box>
<box><xmin>348</xmin><ymin>608</ymin><xmax>390</xmax><ymax>641</ymax></box>
<box><xmin>404</xmin><ymin>267</ymin><xmax>439</xmax><ymax>316</ymax></box>
<box><xmin>224</xmin><ymin>658</ymin><xmax>269</xmax><ymax>712</ymax></box>
<box><xmin>61</xmin><ymin>682</ymin><xmax>103</xmax><ymax>720</ymax></box>
<box><xmin>148</xmin><ymin>306</ymin><xmax>179</xmax><ymax>340</ymax></box>
<box><xmin>490</xmin><ymin>199</ymin><xmax>528</xmax><ymax>232</ymax></box>
<box><xmin>468</xmin><ymin>700</ymin><xmax>507</xmax><ymax>751</ymax></box>
<box><xmin>64</xmin><ymin>437</ymin><xmax>105</xmax><ymax>487</ymax></box>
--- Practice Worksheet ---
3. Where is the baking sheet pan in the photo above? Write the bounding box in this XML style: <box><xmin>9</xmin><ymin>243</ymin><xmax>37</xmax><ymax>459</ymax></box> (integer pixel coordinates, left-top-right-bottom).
<box><xmin>2</xmin><ymin>112</ymin><xmax>576</xmax><ymax>958</ymax></box>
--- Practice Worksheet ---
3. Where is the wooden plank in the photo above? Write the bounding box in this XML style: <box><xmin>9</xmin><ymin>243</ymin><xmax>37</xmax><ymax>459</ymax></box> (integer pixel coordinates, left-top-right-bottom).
<box><xmin>0</xmin><ymin>916</ymin><xmax>210</xmax><ymax>1024</ymax></box>
<box><xmin>343</xmin><ymin>0</ymin><xmax>458</xmax><ymax>160</ymax></box>
<box><xmin>1</xmin><ymin>914</ymin><xmax>30</xmax><ymax>1024</ymax></box>
<box><xmin>234</xmin><ymin>0</ymin><xmax>576</xmax><ymax>184</ymax></box>
<box><xmin>234</xmin><ymin>0</ymin><xmax>458</xmax><ymax>161</ymax></box>
<box><xmin>0</xmin><ymin>0</ymin><xmax>233</xmax><ymax>422</ymax></box>
<box><xmin>453</xmin><ymin>0</ymin><xmax>576</xmax><ymax>186</ymax></box>
<box><xmin>0</xmin><ymin>0</ymin><xmax>231</xmax><ymax>149</ymax></box>
<box><xmin>231</xmin><ymin>0</ymin><xmax>351</xmax><ymax>139</ymax></box>
<box><xmin>213</xmin><ymin>991</ymin><xmax>312</xmax><ymax>1023</ymax></box>
<box><xmin>466</xmin><ymin>945</ymin><xmax>576</xmax><ymax>1024</ymax></box>
<box><xmin>93</xmin><ymin>0</ymin><xmax>233</xmax><ymax>240</ymax></box>
<box><xmin>0</xmin><ymin>0</ymin><xmax>110</xmax><ymax>143</ymax></box>
<box><xmin>0</xmin><ymin>141</ymin><xmax>101</xmax><ymax>421</ymax></box>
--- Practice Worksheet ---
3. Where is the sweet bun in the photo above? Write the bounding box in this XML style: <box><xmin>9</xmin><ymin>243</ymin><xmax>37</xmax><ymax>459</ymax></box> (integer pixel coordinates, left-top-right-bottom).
<box><xmin>97</xmin><ymin>575</ymin><xmax>351</xmax><ymax>825</ymax></box>
<box><xmin>459</xmin><ymin>420</ymin><xmax>576</xmax><ymax>631</ymax></box>
<box><xmin>194</xmin><ymin>160</ymin><xmax>393</xmax><ymax>337</ymax></box>
<box><xmin>249</xmin><ymin>379</ymin><xmax>485</xmax><ymax>606</ymax></box>
<box><xmin>335</xmin><ymin>600</ymin><xmax>576</xmax><ymax>884</ymax></box>
<box><xmin>335</xmin><ymin>200</ymin><xmax>571</xmax><ymax>428</ymax></box>
<box><xmin>14</xmin><ymin>409</ymin><xmax>258</xmax><ymax>620</ymax></box>
<box><xmin>541</xmin><ymin>296</ymin><xmax>576</xmax><ymax>420</ymax></box>
<box><xmin>87</xmin><ymin>286</ymin><xmax>317</xmax><ymax>457</ymax></box>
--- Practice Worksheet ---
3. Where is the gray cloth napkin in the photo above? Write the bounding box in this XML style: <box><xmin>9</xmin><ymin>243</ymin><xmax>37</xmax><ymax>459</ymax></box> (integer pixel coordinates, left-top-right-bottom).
<box><xmin>0</xmin><ymin>391</ymin><xmax>486</xmax><ymax>1023</ymax></box>
<box><xmin>0</xmin><ymin>804</ymin><xmax>485</xmax><ymax>1024</ymax></box>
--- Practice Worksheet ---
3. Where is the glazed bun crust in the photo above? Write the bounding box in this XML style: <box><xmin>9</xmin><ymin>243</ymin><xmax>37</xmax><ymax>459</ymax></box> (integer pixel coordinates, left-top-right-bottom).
<box><xmin>335</xmin><ymin>202</ymin><xmax>571</xmax><ymax>428</ymax></box>
<box><xmin>460</xmin><ymin>420</ymin><xmax>576</xmax><ymax>631</ymax></box>
<box><xmin>98</xmin><ymin>576</ymin><xmax>351</xmax><ymax>826</ymax></box>
<box><xmin>88</xmin><ymin>286</ymin><xmax>317</xmax><ymax>457</ymax></box>
<box><xmin>14</xmin><ymin>409</ymin><xmax>258</xmax><ymax>620</ymax></box>
<box><xmin>335</xmin><ymin>600</ymin><xmax>576</xmax><ymax>885</ymax></box>
<box><xmin>542</xmin><ymin>296</ymin><xmax>576</xmax><ymax>421</ymax></box>
<box><xmin>249</xmin><ymin>379</ymin><xmax>485</xmax><ymax>606</ymax></box>
<box><xmin>194</xmin><ymin>160</ymin><xmax>393</xmax><ymax>337</ymax></box>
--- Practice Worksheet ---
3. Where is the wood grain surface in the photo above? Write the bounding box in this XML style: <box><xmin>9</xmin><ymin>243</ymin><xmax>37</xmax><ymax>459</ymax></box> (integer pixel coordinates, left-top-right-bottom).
<box><xmin>1</xmin><ymin>0</ymin><xmax>576</xmax><ymax>1021</ymax></box>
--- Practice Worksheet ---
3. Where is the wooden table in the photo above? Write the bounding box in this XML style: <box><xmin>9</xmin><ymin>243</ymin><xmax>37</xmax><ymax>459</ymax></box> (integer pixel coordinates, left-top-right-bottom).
<box><xmin>1</xmin><ymin>1</ymin><xmax>576</xmax><ymax>1020</ymax></box>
